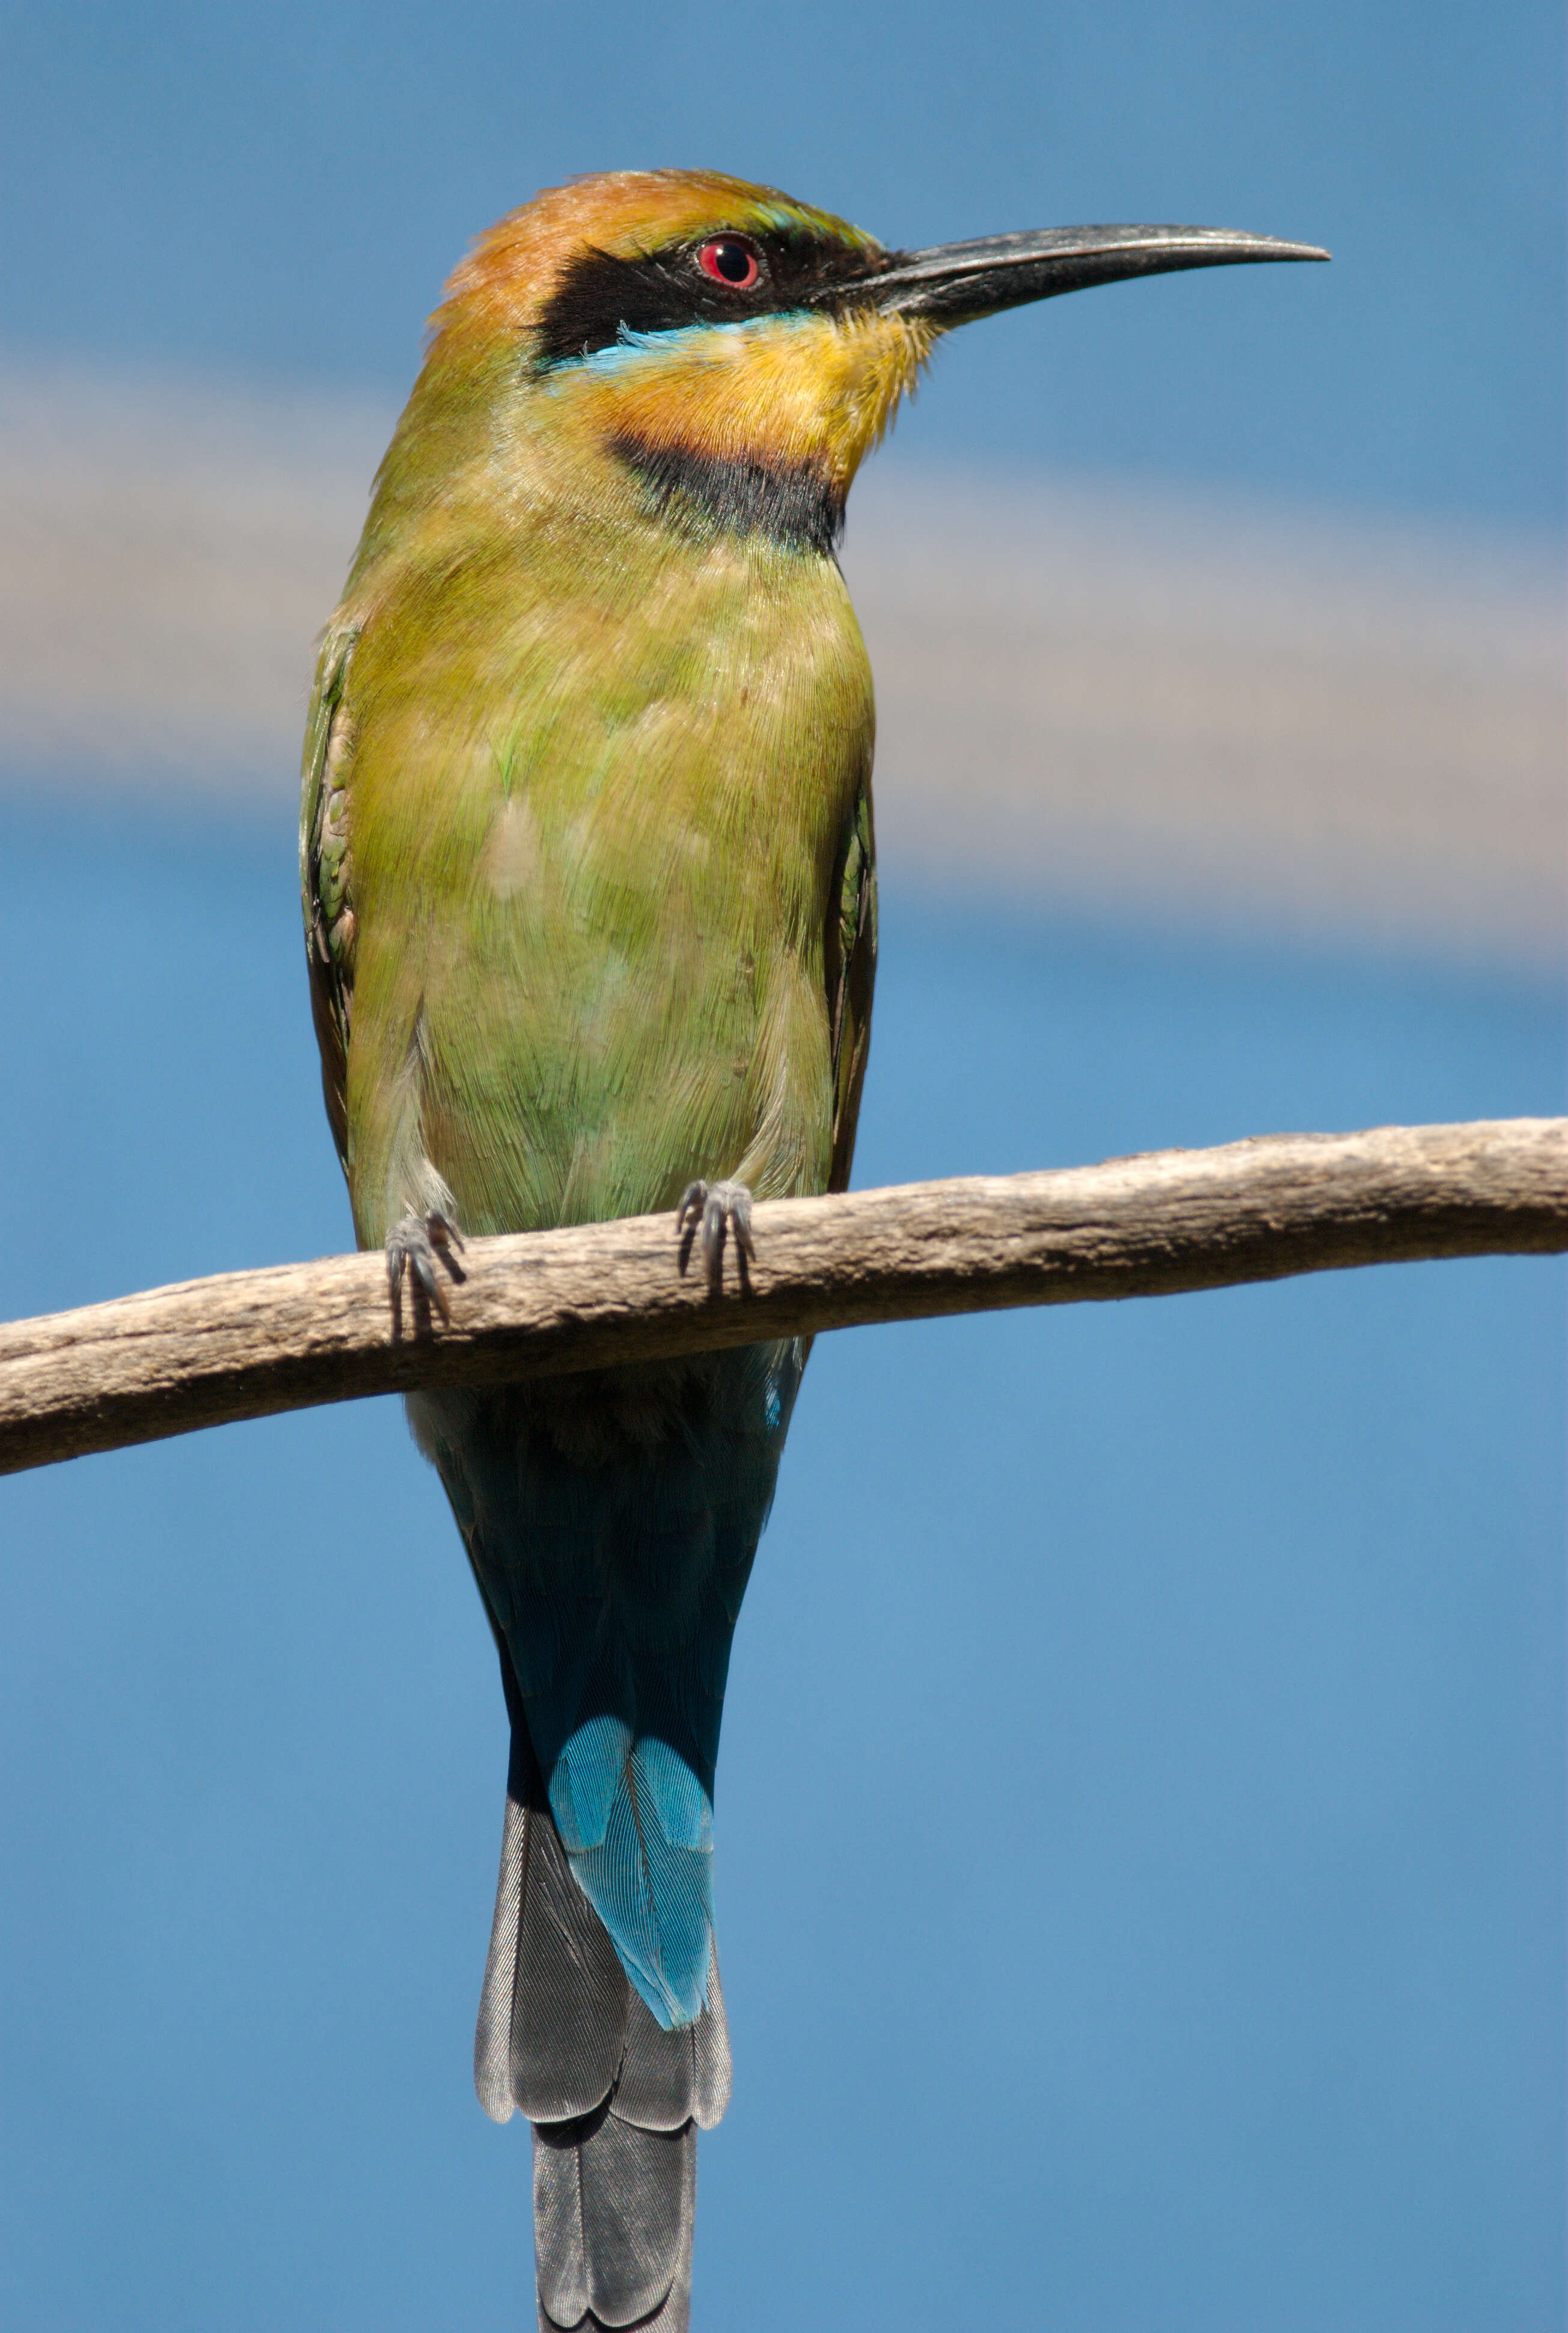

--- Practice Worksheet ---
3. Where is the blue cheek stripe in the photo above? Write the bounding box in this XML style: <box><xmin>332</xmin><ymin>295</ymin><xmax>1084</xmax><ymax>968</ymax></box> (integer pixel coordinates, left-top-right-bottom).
<box><xmin>547</xmin><ymin>308</ymin><xmax>822</xmax><ymax>380</ymax></box>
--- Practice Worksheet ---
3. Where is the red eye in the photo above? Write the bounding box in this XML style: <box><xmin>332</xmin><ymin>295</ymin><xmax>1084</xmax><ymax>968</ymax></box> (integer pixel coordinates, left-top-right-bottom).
<box><xmin>697</xmin><ymin>235</ymin><xmax>762</xmax><ymax>289</ymax></box>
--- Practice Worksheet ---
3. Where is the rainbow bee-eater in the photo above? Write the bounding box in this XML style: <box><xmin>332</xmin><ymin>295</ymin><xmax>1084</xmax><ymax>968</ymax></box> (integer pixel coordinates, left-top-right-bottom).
<box><xmin>301</xmin><ymin>171</ymin><xmax>1323</xmax><ymax>2330</ymax></box>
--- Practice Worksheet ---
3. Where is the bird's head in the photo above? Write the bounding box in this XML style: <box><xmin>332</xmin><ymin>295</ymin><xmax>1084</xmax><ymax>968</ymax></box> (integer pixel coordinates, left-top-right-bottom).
<box><xmin>373</xmin><ymin>170</ymin><xmax>1325</xmax><ymax>559</ymax></box>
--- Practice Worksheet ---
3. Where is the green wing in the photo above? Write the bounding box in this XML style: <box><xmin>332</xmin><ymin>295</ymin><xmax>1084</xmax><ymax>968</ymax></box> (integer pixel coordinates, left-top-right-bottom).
<box><xmin>825</xmin><ymin>771</ymin><xmax>877</xmax><ymax>1195</ymax></box>
<box><xmin>299</xmin><ymin>620</ymin><xmax>359</xmax><ymax>1173</ymax></box>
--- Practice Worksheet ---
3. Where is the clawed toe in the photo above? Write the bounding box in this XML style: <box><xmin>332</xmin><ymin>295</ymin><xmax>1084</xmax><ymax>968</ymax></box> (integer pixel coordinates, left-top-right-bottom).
<box><xmin>387</xmin><ymin>1208</ymin><xmax>467</xmax><ymax>1328</ymax></box>
<box><xmin>676</xmin><ymin>1179</ymin><xmax>755</xmax><ymax>1290</ymax></box>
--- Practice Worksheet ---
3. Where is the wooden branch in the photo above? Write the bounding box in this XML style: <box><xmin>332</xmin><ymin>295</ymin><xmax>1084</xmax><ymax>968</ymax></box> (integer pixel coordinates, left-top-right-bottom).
<box><xmin>1</xmin><ymin>1118</ymin><xmax>1561</xmax><ymax>1479</ymax></box>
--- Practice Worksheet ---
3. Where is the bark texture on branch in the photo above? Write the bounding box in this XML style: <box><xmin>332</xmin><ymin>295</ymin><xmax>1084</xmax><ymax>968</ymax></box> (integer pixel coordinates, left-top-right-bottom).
<box><xmin>0</xmin><ymin>1118</ymin><xmax>1561</xmax><ymax>1479</ymax></box>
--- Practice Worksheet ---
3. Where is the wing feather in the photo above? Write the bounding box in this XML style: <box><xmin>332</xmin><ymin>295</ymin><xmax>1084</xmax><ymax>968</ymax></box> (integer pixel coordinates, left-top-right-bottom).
<box><xmin>825</xmin><ymin>770</ymin><xmax>878</xmax><ymax>1194</ymax></box>
<box><xmin>299</xmin><ymin>619</ymin><xmax>359</xmax><ymax>1170</ymax></box>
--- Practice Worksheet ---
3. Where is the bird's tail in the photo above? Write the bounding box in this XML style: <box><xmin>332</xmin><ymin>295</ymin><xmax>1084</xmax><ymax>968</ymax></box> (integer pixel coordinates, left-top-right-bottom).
<box><xmin>476</xmin><ymin>1786</ymin><xmax>732</xmax><ymax>2332</ymax></box>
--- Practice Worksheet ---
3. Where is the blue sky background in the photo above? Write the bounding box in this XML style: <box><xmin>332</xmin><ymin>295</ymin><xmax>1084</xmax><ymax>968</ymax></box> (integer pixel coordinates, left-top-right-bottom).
<box><xmin>0</xmin><ymin>2</ymin><xmax>1563</xmax><ymax>2327</ymax></box>
<box><xmin>3</xmin><ymin>0</ymin><xmax>1563</xmax><ymax>525</ymax></box>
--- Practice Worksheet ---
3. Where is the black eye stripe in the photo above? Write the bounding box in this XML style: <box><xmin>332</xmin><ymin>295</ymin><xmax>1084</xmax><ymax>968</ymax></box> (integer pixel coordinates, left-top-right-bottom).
<box><xmin>534</xmin><ymin>230</ymin><xmax>885</xmax><ymax>366</ymax></box>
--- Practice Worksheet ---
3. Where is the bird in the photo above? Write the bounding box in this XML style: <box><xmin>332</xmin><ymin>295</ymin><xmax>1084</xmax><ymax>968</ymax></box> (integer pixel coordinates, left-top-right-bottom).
<box><xmin>300</xmin><ymin>170</ymin><xmax>1324</xmax><ymax>2331</ymax></box>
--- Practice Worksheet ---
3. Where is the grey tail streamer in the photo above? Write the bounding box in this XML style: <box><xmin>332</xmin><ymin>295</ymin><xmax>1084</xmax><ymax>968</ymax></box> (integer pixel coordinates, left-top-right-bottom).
<box><xmin>476</xmin><ymin>1791</ymin><xmax>732</xmax><ymax>2331</ymax></box>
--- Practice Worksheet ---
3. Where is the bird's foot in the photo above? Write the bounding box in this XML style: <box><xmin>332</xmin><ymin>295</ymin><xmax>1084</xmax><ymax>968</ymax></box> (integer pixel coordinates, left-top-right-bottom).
<box><xmin>676</xmin><ymin>1179</ymin><xmax>755</xmax><ymax>1292</ymax></box>
<box><xmin>387</xmin><ymin>1208</ymin><xmax>467</xmax><ymax>1329</ymax></box>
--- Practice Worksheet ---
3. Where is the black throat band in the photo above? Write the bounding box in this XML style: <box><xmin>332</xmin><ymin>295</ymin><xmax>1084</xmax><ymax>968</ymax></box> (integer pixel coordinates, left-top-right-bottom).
<box><xmin>610</xmin><ymin>435</ymin><xmax>845</xmax><ymax>559</ymax></box>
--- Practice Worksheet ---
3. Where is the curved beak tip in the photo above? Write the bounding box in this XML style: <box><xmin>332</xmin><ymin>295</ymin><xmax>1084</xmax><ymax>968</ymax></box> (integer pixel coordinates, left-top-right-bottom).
<box><xmin>868</xmin><ymin>225</ymin><xmax>1332</xmax><ymax>324</ymax></box>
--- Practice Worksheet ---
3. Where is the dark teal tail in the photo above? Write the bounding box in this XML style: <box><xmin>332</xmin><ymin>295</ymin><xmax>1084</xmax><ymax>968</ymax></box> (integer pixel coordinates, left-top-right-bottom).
<box><xmin>409</xmin><ymin>1341</ymin><xmax>803</xmax><ymax>2331</ymax></box>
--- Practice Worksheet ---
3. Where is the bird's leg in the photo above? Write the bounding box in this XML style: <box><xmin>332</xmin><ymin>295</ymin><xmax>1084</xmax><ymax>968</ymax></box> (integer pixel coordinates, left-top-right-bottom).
<box><xmin>387</xmin><ymin>1208</ymin><xmax>467</xmax><ymax>1328</ymax></box>
<box><xmin>676</xmin><ymin>1180</ymin><xmax>755</xmax><ymax>1292</ymax></box>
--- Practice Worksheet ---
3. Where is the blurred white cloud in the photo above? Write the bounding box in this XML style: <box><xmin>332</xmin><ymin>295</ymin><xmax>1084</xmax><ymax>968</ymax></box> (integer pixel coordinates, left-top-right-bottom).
<box><xmin>849</xmin><ymin>467</ymin><xmax>1564</xmax><ymax>964</ymax></box>
<box><xmin>1</xmin><ymin>365</ymin><xmax>1561</xmax><ymax>964</ymax></box>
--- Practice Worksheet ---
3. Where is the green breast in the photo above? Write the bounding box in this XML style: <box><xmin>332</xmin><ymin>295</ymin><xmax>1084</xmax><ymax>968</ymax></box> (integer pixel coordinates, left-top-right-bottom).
<box><xmin>332</xmin><ymin>495</ymin><xmax>874</xmax><ymax>1245</ymax></box>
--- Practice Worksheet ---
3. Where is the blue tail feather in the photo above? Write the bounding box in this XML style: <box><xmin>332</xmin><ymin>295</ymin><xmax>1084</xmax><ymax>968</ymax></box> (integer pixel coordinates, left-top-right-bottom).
<box><xmin>550</xmin><ymin>1720</ymin><xmax>715</xmax><ymax>2026</ymax></box>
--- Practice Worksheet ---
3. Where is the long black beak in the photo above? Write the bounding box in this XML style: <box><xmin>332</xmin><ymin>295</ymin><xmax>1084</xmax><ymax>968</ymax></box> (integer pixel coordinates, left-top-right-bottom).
<box><xmin>851</xmin><ymin>224</ymin><xmax>1329</xmax><ymax>325</ymax></box>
